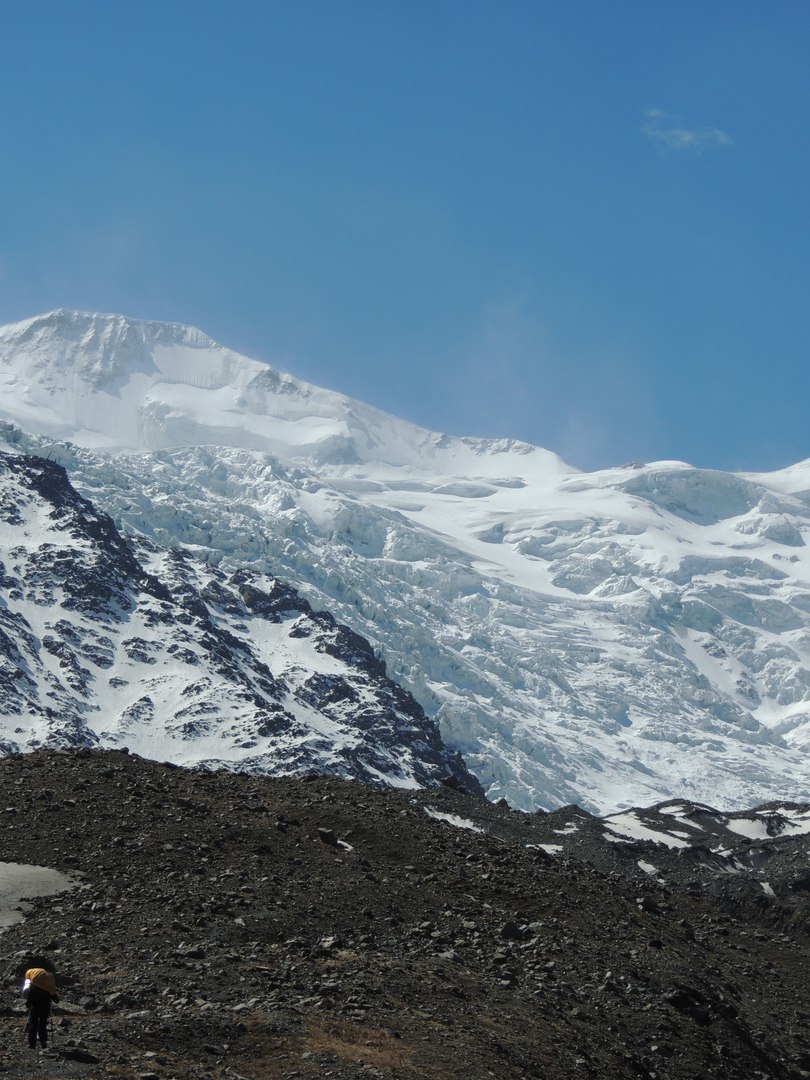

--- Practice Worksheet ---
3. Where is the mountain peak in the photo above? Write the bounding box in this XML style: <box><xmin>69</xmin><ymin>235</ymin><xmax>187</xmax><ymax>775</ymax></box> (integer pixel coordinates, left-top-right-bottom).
<box><xmin>1</xmin><ymin>310</ymin><xmax>810</xmax><ymax>811</ymax></box>
<box><xmin>0</xmin><ymin>310</ymin><xmax>571</xmax><ymax>477</ymax></box>
<box><xmin>0</xmin><ymin>308</ymin><xmax>347</xmax><ymax>456</ymax></box>
<box><xmin>0</xmin><ymin>311</ymin><xmax>225</xmax><ymax>388</ymax></box>
<box><xmin>1</xmin><ymin>307</ymin><xmax>216</xmax><ymax>347</ymax></box>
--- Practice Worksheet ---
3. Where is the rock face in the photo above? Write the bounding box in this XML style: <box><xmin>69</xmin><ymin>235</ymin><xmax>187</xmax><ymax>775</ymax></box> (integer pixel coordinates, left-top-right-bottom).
<box><xmin>0</xmin><ymin>750</ymin><xmax>808</xmax><ymax>1079</ymax></box>
<box><xmin>0</xmin><ymin>453</ymin><xmax>481</xmax><ymax>795</ymax></box>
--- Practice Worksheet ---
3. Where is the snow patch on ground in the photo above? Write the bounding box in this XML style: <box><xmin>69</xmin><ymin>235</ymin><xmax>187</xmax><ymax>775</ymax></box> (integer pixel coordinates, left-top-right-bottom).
<box><xmin>604</xmin><ymin>813</ymin><xmax>691</xmax><ymax>849</ymax></box>
<box><xmin>725</xmin><ymin>817</ymin><xmax>773</xmax><ymax>840</ymax></box>
<box><xmin>526</xmin><ymin>843</ymin><xmax>563</xmax><ymax>855</ymax></box>
<box><xmin>424</xmin><ymin>808</ymin><xmax>484</xmax><ymax>832</ymax></box>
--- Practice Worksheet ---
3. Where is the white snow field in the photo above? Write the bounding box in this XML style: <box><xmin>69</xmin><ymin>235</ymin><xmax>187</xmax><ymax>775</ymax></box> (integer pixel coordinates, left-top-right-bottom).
<box><xmin>2</xmin><ymin>309</ymin><xmax>810</xmax><ymax>812</ymax></box>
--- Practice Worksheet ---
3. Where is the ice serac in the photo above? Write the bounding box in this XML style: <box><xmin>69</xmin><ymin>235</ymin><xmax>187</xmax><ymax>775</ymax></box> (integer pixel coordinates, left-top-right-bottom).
<box><xmin>2</xmin><ymin>309</ymin><xmax>810</xmax><ymax>813</ymax></box>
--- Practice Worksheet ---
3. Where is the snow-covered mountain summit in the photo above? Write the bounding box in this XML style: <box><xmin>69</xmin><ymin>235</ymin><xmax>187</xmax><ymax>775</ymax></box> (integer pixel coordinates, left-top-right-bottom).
<box><xmin>2</xmin><ymin>310</ymin><xmax>810</xmax><ymax>813</ymax></box>
<box><xmin>0</xmin><ymin>309</ymin><xmax>568</xmax><ymax>475</ymax></box>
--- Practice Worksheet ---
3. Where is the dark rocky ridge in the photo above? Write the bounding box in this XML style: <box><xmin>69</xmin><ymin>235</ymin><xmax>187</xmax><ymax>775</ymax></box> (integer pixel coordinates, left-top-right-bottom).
<box><xmin>0</xmin><ymin>749</ymin><xmax>808</xmax><ymax>1078</ymax></box>
<box><xmin>0</xmin><ymin>453</ymin><xmax>480</xmax><ymax>794</ymax></box>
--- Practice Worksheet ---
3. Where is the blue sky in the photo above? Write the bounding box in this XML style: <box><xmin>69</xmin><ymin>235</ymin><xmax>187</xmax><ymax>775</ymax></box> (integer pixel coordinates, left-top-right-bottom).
<box><xmin>1</xmin><ymin>1</ymin><xmax>808</xmax><ymax>471</ymax></box>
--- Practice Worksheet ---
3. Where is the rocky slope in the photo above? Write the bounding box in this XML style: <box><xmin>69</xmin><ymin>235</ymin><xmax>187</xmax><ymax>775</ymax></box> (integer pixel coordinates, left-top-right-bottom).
<box><xmin>0</xmin><ymin>750</ymin><xmax>808</xmax><ymax>1079</ymax></box>
<box><xmin>0</xmin><ymin>453</ymin><xmax>478</xmax><ymax>794</ymax></box>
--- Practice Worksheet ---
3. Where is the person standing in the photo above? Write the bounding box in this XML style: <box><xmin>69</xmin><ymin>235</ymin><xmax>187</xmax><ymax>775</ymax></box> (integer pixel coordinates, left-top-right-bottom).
<box><xmin>22</xmin><ymin>964</ymin><xmax>59</xmax><ymax>1050</ymax></box>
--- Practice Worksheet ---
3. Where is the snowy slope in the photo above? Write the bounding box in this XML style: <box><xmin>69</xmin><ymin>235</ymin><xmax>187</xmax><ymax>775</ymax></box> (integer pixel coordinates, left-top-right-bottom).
<box><xmin>0</xmin><ymin>309</ymin><xmax>568</xmax><ymax>474</ymax></box>
<box><xmin>2</xmin><ymin>310</ymin><xmax>810</xmax><ymax>813</ymax></box>
<box><xmin>0</xmin><ymin>453</ymin><xmax>480</xmax><ymax>792</ymax></box>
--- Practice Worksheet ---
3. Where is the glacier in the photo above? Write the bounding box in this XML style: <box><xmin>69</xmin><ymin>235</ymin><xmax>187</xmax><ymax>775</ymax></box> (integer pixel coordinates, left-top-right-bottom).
<box><xmin>1</xmin><ymin>308</ymin><xmax>810</xmax><ymax>813</ymax></box>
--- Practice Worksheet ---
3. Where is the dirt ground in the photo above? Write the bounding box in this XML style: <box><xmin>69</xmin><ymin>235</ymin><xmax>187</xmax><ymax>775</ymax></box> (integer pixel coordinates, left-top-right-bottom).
<box><xmin>1</xmin><ymin>748</ymin><xmax>808</xmax><ymax>1079</ymax></box>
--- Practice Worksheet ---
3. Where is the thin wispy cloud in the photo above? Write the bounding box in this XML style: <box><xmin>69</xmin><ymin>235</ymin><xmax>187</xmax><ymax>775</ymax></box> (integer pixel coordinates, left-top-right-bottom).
<box><xmin>643</xmin><ymin>108</ymin><xmax>732</xmax><ymax>152</ymax></box>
